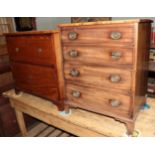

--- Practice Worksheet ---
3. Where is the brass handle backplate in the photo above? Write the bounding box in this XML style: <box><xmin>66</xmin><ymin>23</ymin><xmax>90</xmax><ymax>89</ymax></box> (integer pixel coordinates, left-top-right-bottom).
<box><xmin>111</xmin><ymin>51</ymin><xmax>122</xmax><ymax>60</ymax></box>
<box><xmin>69</xmin><ymin>50</ymin><xmax>79</xmax><ymax>58</ymax></box>
<box><xmin>109</xmin><ymin>74</ymin><xmax>121</xmax><ymax>83</ymax></box>
<box><xmin>70</xmin><ymin>69</ymin><xmax>80</xmax><ymax>77</ymax></box>
<box><xmin>68</xmin><ymin>32</ymin><xmax>78</xmax><ymax>40</ymax></box>
<box><xmin>109</xmin><ymin>99</ymin><xmax>121</xmax><ymax>107</ymax></box>
<box><xmin>110</xmin><ymin>32</ymin><xmax>122</xmax><ymax>40</ymax></box>
<box><xmin>72</xmin><ymin>91</ymin><xmax>81</xmax><ymax>98</ymax></box>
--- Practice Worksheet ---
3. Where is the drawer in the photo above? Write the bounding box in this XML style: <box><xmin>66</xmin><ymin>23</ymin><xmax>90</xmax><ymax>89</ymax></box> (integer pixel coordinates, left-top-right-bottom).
<box><xmin>6</xmin><ymin>36</ymin><xmax>28</xmax><ymax>59</ymax></box>
<box><xmin>11</xmin><ymin>62</ymin><xmax>59</xmax><ymax>101</ymax></box>
<box><xmin>6</xmin><ymin>35</ymin><xmax>55</xmax><ymax>66</ymax></box>
<box><xmin>64</xmin><ymin>63</ymin><xmax>132</xmax><ymax>92</ymax></box>
<box><xmin>61</xmin><ymin>25</ymin><xmax>134</xmax><ymax>45</ymax></box>
<box><xmin>63</xmin><ymin>46</ymin><xmax>133</xmax><ymax>67</ymax></box>
<box><xmin>26</xmin><ymin>36</ymin><xmax>56</xmax><ymax>65</ymax></box>
<box><xmin>66</xmin><ymin>84</ymin><xmax>132</xmax><ymax>118</ymax></box>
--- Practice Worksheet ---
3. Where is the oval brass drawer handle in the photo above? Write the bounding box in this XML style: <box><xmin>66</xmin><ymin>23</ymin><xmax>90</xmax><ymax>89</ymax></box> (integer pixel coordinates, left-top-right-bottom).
<box><xmin>109</xmin><ymin>99</ymin><xmax>121</xmax><ymax>107</ymax></box>
<box><xmin>15</xmin><ymin>47</ymin><xmax>19</xmax><ymax>52</ymax></box>
<box><xmin>109</xmin><ymin>74</ymin><xmax>121</xmax><ymax>83</ymax></box>
<box><xmin>70</xmin><ymin>69</ymin><xmax>80</xmax><ymax>77</ymax></box>
<box><xmin>110</xmin><ymin>32</ymin><xmax>122</xmax><ymax>40</ymax></box>
<box><xmin>68</xmin><ymin>32</ymin><xmax>78</xmax><ymax>40</ymax></box>
<box><xmin>72</xmin><ymin>91</ymin><xmax>81</xmax><ymax>98</ymax></box>
<box><xmin>69</xmin><ymin>50</ymin><xmax>79</xmax><ymax>58</ymax></box>
<box><xmin>111</xmin><ymin>51</ymin><xmax>122</xmax><ymax>60</ymax></box>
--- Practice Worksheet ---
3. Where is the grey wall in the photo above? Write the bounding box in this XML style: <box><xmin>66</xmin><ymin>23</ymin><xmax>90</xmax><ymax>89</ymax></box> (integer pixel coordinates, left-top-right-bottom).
<box><xmin>36</xmin><ymin>17</ymin><xmax>155</xmax><ymax>30</ymax></box>
<box><xmin>13</xmin><ymin>17</ymin><xmax>155</xmax><ymax>31</ymax></box>
<box><xmin>36</xmin><ymin>17</ymin><xmax>71</xmax><ymax>30</ymax></box>
<box><xmin>112</xmin><ymin>17</ymin><xmax>155</xmax><ymax>27</ymax></box>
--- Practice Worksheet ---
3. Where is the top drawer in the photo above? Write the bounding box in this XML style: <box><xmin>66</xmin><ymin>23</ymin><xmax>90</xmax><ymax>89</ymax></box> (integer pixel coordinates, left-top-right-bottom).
<box><xmin>61</xmin><ymin>24</ymin><xmax>135</xmax><ymax>45</ymax></box>
<box><xmin>6</xmin><ymin>35</ymin><xmax>56</xmax><ymax>66</ymax></box>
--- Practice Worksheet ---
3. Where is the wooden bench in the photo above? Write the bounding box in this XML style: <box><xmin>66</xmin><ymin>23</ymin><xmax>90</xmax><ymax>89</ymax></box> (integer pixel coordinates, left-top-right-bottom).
<box><xmin>3</xmin><ymin>89</ymin><xmax>155</xmax><ymax>137</ymax></box>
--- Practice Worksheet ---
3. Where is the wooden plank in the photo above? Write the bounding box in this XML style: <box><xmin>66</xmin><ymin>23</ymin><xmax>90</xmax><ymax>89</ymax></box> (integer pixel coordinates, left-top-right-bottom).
<box><xmin>37</xmin><ymin>126</ymin><xmax>55</xmax><ymax>137</ymax></box>
<box><xmin>59</xmin><ymin>132</ymin><xmax>70</xmax><ymax>137</ymax></box>
<box><xmin>4</xmin><ymin>90</ymin><xmax>155</xmax><ymax>136</ymax></box>
<box><xmin>10</xmin><ymin>100</ymin><xmax>103</xmax><ymax>136</ymax></box>
<box><xmin>26</xmin><ymin>122</ymin><xmax>48</xmax><ymax>137</ymax></box>
<box><xmin>48</xmin><ymin>129</ymin><xmax>62</xmax><ymax>137</ymax></box>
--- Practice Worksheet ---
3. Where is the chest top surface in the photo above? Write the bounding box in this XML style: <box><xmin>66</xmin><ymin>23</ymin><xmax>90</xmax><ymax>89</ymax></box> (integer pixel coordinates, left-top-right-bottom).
<box><xmin>58</xmin><ymin>19</ymin><xmax>153</xmax><ymax>28</ymax></box>
<box><xmin>4</xmin><ymin>30</ymin><xmax>60</xmax><ymax>36</ymax></box>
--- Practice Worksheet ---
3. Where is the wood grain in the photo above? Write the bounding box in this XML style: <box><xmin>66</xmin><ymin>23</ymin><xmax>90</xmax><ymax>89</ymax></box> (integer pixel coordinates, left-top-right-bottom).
<box><xmin>61</xmin><ymin>24</ymin><xmax>135</xmax><ymax>45</ymax></box>
<box><xmin>5</xmin><ymin>31</ymin><xmax>65</xmax><ymax>110</ymax></box>
<box><xmin>64</xmin><ymin>63</ymin><xmax>132</xmax><ymax>93</ymax></box>
<box><xmin>66</xmin><ymin>83</ymin><xmax>132</xmax><ymax>118</ymax></box>
<box><xmin>6</xmin><ymin>35</ymin><xmax>56</xmax><ymax>66</ymax></box>
<box><xmin>63</xmin><ymin>45</ymin><xmax>134</xmax><ymax>67</ymax></box>
<box><xmin>4</xmin><ymin>30</ymin><xmax>59</xmax><ymax>36</ymax></box>
<box><xmin>132</xmin><ymin>22</ymin><xmax>152</xmax><ymax>117</ymax></box>
<box><xmin>58</xmin><ymin>19</ymin><xmax>152</xmax><ymax>27</ymax></box>
<box><xmin>14</xmin><ymin>109</ymin><xmax>27</xmax><ymax>136</ymax></box>
<box><xmin>4</xmin><ymin>90</ymin><xmax>155</xmax><ymax>136</ymax></box>
<box><xmin>59</xmin><ymin>20</ymin><xmax>152</xmax><ymax>133</ymax></box>
<box><xmin>11</xmin><ymin>62</ymin><xmax>59</xmax><ymax>101</ymax></box>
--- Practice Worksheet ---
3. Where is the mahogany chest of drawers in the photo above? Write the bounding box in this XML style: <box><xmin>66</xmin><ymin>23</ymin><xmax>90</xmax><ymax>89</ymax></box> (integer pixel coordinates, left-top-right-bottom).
<box><xmin>5</xmin><ymin>31</ymin><xmax>65</xmax><ymax>110</ymax></box>
<box><xmin>59</xmin><ymin>19</ymin><xmax>152</xmax><ymax>134</ymax></box>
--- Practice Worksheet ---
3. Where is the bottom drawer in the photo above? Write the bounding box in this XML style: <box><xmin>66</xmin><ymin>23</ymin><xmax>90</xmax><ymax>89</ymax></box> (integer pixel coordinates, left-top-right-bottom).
<box><xmin>11</xmin><ymin>62</ymin><xmax>59</xmax><ymax>101</ymax></box>
<box><xmin>66</xmin><ymin>83</ymin><xmax>132</xmax><ymax>118</ymax></box>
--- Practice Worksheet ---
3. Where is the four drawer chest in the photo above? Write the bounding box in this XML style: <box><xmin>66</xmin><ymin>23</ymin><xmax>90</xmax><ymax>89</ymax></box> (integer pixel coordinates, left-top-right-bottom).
<box><xmin>5</xmin><ymin>31</ymin><xmax>65</xmax><ymax>111</ymax></box>
<box><xmin>58</xmin><ymin>19</ymin><xmax>152</xmax><ymax>134</ymax></box>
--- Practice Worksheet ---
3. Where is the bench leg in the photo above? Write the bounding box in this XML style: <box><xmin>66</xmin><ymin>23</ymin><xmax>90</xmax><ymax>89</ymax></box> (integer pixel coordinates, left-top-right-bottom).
<box><xmin>15</xmin><ymin>109</ymin><xmax>27</xmax><ymax>136</ymax></box>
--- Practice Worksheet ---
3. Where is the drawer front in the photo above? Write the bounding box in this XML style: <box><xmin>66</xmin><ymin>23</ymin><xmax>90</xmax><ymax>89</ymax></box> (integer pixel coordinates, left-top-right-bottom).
<box><xmin>26</xmin><ymin>36</ymin><xmax>55</xmax><ymax>65</ymax></box>
<box><xmin>6</xmin><ymin>35</ymin><xmax>55</xmax><ymax>65</ymax></box>
<box><xmin>6</xmin><ymin>36</ymin><xmax>27</xmax><ymax>60</ymax></box>
<box><xmin>63</xmin><ymin>46</ymin><xmax>133</xmax><ymax>67</ymax></box>
<box><xmin>11</xmin><ymin>62</ymin><xmax>59</xmax><ymax>100</ymax></box>
<box><xmin>66</xmin><ymin>84</ymin><xmax>132</xmax><ymax>118</ymax></box>
<box><xmin>64</xmin><ymin>63</ymin><xmax>132</xmax><ymax>92</ymax></box>
<box><xmin>61</xmin><ymin>25</ymin><xmax>134</xmax><ymax>45</ymax></box>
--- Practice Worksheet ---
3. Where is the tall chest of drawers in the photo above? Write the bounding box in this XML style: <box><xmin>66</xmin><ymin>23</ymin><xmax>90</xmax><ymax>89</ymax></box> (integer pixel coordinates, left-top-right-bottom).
<box><xmin>59</xmin><ymin>19</ymin><xmax>152</xmax><ymax>134</ymax></box>
<box><xmin>5</xmin><ymin>31</ymin><xmax>65</xmax><ymax>110</ymax></box>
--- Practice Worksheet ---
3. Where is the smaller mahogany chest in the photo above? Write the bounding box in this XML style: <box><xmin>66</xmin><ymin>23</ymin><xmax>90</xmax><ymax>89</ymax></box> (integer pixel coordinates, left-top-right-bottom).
<box><xmin>5</xmin><ymin>31</ymin><xmax>64</xmax><ymax>110</ymax></box>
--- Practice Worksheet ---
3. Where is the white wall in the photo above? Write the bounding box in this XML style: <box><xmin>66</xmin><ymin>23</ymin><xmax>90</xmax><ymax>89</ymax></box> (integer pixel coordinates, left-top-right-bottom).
<box><xmin>36</xmin><ymin>17</ymin><xmax>71</xmax><ymax>30</ymax></box>
<box><xmin>112</xmin><ymin>17</ymin><xmax>155</xmax><ymax>27</ymax></box>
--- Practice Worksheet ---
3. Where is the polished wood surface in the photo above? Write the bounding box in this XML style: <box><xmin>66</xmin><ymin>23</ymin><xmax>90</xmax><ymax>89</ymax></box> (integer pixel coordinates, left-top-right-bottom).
<box><xmin>61</xmin><ymin>24</ymin><xmax>134</xmax><ymax>45</ymax></box>
<box><xmin>59</xmin><ymin>20</ymin><xmax>152</xmax><ymax>134</ymax></box>
<box><xmin>66</xmin><ymin>83</ymin><xmax>132</xmax><ymax>118</ymax></box>
<box><xmin>63</xmin><ymin>46</ymin><xmax>134</xmax><ymax>67</ymax></box>
<box><xmin>64</xmin><ymin>63</ymin><xmax>132</xmax><ymax>92</ymax></box>
<box><xmin>6</xmin><ymin>35</ymin><xmax>56</xmax><ymax>66</ymax></box>
<box><xmin>11</xmin><ymin>62</ymin><xmax>59</xmax><ymax>101</ymax></box>
<box><xmin>58</xmin><ymin>19</ymin><xmax>152</xmax><ymax>27</ymax></box>
<box><xmin>4</xmin><ymin>30</ymin><xmax>59</xmax><ymax>36</ymax></box>
<box><xmin>132</xmin><ymin>22</ymin><xmax>152</xmax><ymax>116</ymax></box>
<box><xmin>5</xmin><ymin>31</ymin><xmax>64</xmax><ymax>110</ymax></box>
